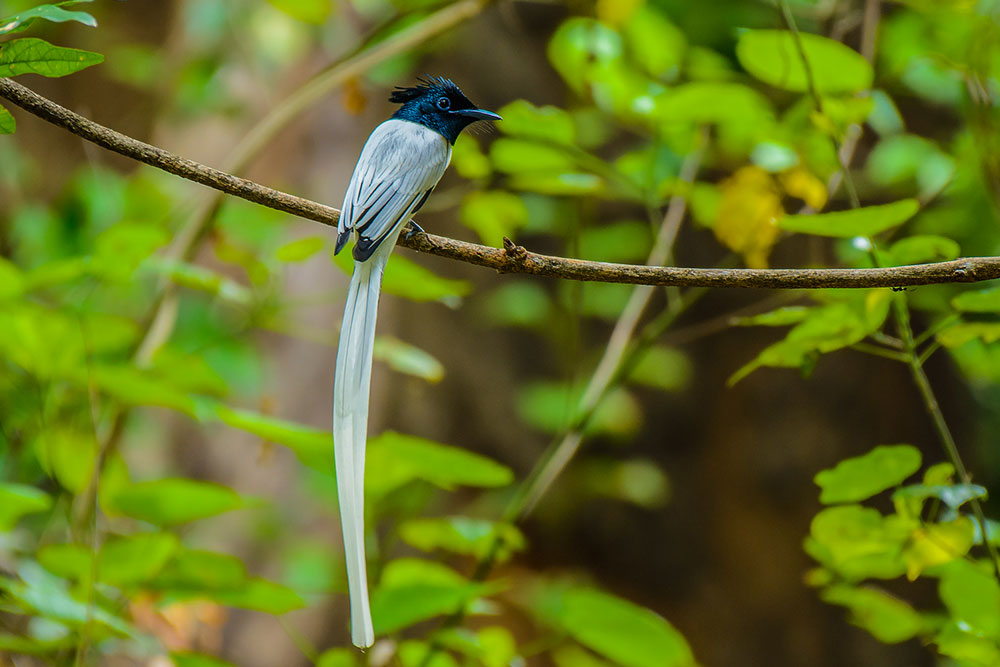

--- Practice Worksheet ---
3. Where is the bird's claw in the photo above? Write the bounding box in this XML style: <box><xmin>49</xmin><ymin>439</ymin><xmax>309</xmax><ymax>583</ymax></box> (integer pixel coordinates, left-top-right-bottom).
<box><xmin>403</xmin><ymin>221</ymin><xmax>425</xmax><ymax>241</ymax></box>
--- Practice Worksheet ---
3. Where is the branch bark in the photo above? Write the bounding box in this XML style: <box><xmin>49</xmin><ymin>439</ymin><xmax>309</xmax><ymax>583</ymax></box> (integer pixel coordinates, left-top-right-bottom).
<box><xmin>3</xmin><ymin>76</ymin><xmax>1000</xmax><ymax>290</ymax></box>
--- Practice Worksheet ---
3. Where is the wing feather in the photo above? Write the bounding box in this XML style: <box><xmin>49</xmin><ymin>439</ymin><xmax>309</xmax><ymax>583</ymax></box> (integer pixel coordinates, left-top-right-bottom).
<box><xmin>335</xmin><ymin>119</ymin><xmax>451</xmax><ymax>261</ymax></box>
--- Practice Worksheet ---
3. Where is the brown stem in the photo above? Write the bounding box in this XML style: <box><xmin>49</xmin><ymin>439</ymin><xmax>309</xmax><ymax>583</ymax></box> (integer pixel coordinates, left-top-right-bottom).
<box><xmin>2</xmin><ymin>77</ymin><xmax>999</xmax><ymax>290</ymax></box>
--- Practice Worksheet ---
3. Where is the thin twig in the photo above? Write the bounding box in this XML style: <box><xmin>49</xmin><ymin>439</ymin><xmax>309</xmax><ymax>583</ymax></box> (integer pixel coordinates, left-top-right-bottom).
<box><xmin>2</xmin><ymin>77</ymin><xmax>999</xmax><ymax>290</ymax></box>
<box><xmin>515</xmin><ymin>133</ymin><xmax>706</xmax><ymax>518</ymax></box>
<box><xmin>779</xmin><ymin>0</ymin><xmax>862</xmax><ymax>208</ymax></box>
<box><xmin>893</xmin><ymin>298</ymin><xmax>1000</xmax><ymax>579</ymax></box>
<box><xmin>849</xmin><ymin>341</ymin><xmax>910</xmax><ymax>363</ymax></box>
<box><xmin>915</xmin><ymin>339</ymin><xmax>941</xmax><ymax>367</ymax></box>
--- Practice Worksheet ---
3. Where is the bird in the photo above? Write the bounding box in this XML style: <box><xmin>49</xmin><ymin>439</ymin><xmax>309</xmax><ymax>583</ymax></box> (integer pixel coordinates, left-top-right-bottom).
<box><xmin>332</xmin><ymin>76</ymin><xmax>501</xmax><ymax>648</ymax></box>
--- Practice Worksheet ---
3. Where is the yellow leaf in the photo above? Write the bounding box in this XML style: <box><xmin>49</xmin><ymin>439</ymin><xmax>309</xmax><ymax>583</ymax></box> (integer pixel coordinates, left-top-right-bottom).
<box><xmin>714</xmin><ymin>166</ymin><xmax>783</xmax><ymax>268</ymax></box>
<box><xmin>341</xmin><ymin>77</ymin><xmax>367</xmax><ymax>116</ymax></box>
<box><xmin>903</xmin><ymin>517</ymin><xmax>974</xmax><ymax>581</ymax></box>
<box><xmin>781</xmin><ymin>166</ymin><xmax>828</xmax><ymax>210</ymax></box>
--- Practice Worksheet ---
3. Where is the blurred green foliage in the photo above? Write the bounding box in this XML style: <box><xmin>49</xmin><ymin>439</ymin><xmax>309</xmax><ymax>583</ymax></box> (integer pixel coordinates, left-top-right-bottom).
<box><xmin>4</xmin><ymin>0</ymin><xmax>1000</xmax><ymax>665</ymax></box>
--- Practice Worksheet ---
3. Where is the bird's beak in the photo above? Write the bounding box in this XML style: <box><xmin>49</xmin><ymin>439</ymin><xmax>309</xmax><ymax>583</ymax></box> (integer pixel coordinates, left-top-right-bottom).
<box><xmin>454</xmin><ymin>108</ymin><xmax>502</xmax><ymax>121</ymax></box>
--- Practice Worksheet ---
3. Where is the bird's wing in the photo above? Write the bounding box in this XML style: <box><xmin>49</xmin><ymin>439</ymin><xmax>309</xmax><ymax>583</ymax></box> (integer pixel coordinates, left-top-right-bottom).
<box><xmin>336</xmin><ymin>119</ymin><xmax>451</xmax><ymax>260</ymax></box>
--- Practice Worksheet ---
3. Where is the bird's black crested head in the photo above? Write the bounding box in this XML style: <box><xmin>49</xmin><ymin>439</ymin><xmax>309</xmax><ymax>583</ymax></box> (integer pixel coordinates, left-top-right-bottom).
<box><xmin>390</xmin><ymin>76</ymin><xmax>501</xmax><ymax>145</ymax></box>
<box><xmin>389</xmin><ymin>76</ymin><xmax>467</xmax><ymax>106</ymax></box>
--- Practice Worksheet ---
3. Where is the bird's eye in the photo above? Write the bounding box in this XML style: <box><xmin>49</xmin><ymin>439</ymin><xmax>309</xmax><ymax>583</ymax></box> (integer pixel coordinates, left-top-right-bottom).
<box><xmin>436</xmin><ymin>96</ymin><xmax>451</xmax><ymax>110</ymax></box>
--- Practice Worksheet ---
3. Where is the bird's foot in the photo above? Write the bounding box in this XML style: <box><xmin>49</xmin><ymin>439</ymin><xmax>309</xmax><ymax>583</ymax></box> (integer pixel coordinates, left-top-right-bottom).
<box><xmin>403</xmin><ymin>221</ymin><xmax>425</xmax><ymax>241</ymax></box>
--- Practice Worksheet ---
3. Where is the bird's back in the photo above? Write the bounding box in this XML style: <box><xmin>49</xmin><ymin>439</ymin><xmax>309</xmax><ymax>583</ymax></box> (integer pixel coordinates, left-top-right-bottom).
<box><xmin>337</xmin><ymin>119</ymin><xmax>452</xmax><ymax>260</ymax></box>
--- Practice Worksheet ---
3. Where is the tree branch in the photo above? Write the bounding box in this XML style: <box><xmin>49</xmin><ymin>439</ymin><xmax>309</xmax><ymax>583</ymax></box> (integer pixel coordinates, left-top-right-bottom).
<box><xmin>3</xmin><ymin>76</ymin><xmax>1000</xmax><ymax>290</ymax></box>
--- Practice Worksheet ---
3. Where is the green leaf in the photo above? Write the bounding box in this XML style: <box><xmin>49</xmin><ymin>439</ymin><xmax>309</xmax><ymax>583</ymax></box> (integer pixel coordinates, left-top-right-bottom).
<box><xmin>215</xmin><ymin>405</ymin><xmax>330</xmax><ymax>471</ymax></box>
<box><xmin>517</xmin><ymin>382</ymin><xmax>641</xmax><ymax>439</ymax></box>
<box><xmin>547</xmin><ymin>18</ymin><xmax>623</xmax><ymax>93</ymax></box>
<box><xmin>0</xmin><ymin>483</ymin><xmax>51</xmax><ymax>530</ymax></box>
<box><xmin>108</xmin><ymin>478</ymin><xmax>243</xmax><ymax>526</ymax></box>
<box><xmin>779</xmin><ymin>200</ymin><xmax>919</xmax><ymax>237</ymax></box>
<box><xmin>212</xmin><ymin>578</ymin><xmax>304</xmax><ymax>614</ymax></box>
<box><xmin>0</xmin><ymin>560</ymin><xmax>131</xmax><ymax>636</ymax></box>
<box><xmin>815</xmin><ymin>444</ymin><xmax>922</xmax><ymax>504</ymax></box>
<box><xmin>939</xmin><ymin>559</ymin><xmax>1000</xmax><ymax>638</ymax></box>
<box><xmin>460</xmin><ymin>190</ymin><xmax>529</xmax><ymax>247</ymax></box>
<box><xmin>730</xmin><ymin>295</ymin><xmax>890</xmax><ymax>385</ymax></box>
<box><xmin>372</xmin><ymin>559</ymin><xmax>492</xmax><ymax>635</ymax></box>
<box><xmin>806</xmin><ymin>505</ymin><xmax>910</xmax><ymax>580</ymax></box>
<box><xmin>316</xmin><ymin>648</ymin><xmax>357</xmax><ymax>667</ymax></box>
<box><xmin>541</xmin><ymin>587</ymin><xmax>695</xmax><ymax>667</ymax></box>
<box><xmin>887</xmin><ymin>235</ymin><xmax>960</xmax><ymax>265</ymax></box>
<box><xmin>552</xmin><ymin>644</ymin><xmax>613</xmax><ymax>667</ymax></box>
<box><xmin>507</xmin><ymin>172</ymin><xmax>605</xmax><ymax>196</ymax></box>
<box><xmin>451</xmin><ymin>135</ymin><xmax>491</xmax><ymax>179</ymax></box>
<box><xmin>935</xmin><ymin>622</ymin><xmax>1000</xmax><ymax>666</ymax></box>
<box><xmin>613</xmin><ymin>144</ymin><xmax>678</xmax><ymax>200</ymax></box>
<box><xmin>865</xmin><ymin>131</ymin><xmax>955</xmax><ymax>197</ymax></box>
<box><xmin>171</xmin><ymin>653</ymin><xmax>237</xmax><ymax>667</ymax></box>
<box><xmin>332</xmin><ymin>250</ymin><xmax>471</xmax><ymax>303</ymax></box>
<box><xmin>653</xmin><ymin>82</ymin><xmax>774</xmax><ymax>126</ymax></box>
<box><xmin>93</xmin><ymin>221</ymin><xmax>169</xmax><ymax>280</ymax></box>
<box><xmin>373</xmin><ymin>336</ymin><xmax>444</xmax><ymax>383</ymax></box>
<box><xmin>751</xmin><ymin>142</ymin><xmax>799</xmax><ymax>172</ymax></box>
<box><xmin>732</xmin><ymin>306</ymin><xmax>811</xmax><ymax>327</ymax></box>
<box><xmin>820</xmin><ymin>585</ymin><xmax>923</xmax><ymax>643</ymax></box>
<box><xmin>5</xmin><ymin>562</ymin><xmax>131</xmax><ymax>635</ymax></box>
<box><xmin>0</xmin><ymin>631</ymin><xmax>74</xmax><ymax>654</ymax></box>
<box><xmin>579</xmin><ymin>458</ymin><xmax>670</xmax><ymax>509</ymax></box>
<box><xmin>0</xmin><ymin>38</ymin><xmax>103</xmax><ymax>78</ymax></box>
<box><xmin>0</xmin><ymin>5</ymin><xmax>97</xmax><ymax>36</ymax></box>
<box><xmin>366</xmin><ymin>431</ymin><xmax>513</xmax><ymax>498</ymax></box>
<box><xmin>892</xmin><ymin>483</ymin><xmax>987</xmax><ymax>511</ymax></box>
<box><xmin>937</xmin><ymin>322</ymin><xmax>1000</xmax><ymax>348</ymax></box>
<box><xmin>924</xmin><ymin>462</ymin><xmax>955</xmax><ymax>486</ymax></box>
<box><xmin>152</xmin><ymin>549</ymin><xmax>247</xmax><ymax>592</ymax></box>
<box><xmin>578</xmin><ymin>221</ymin><xmax>651</xmax><ymax>263</ymax></box>
<box><xmin>477</xmin><ymin>627</ymin><xmax>518</xmax><ymax>667</ymax></box>
<box><xmin>316</xmin><ymin>648</ymin><xmax>356</xmax><ymax>667</ymax></box>
<box><xmin>483</xmin><ymin>282</ymin><xmax>551</xmax><ymax>329</ymax></box>
<box><xmin>736</xmin><ymin>29</ymin><xmax>873</xmax><ymax>93</ymax></box>
<box><xmin>868</xmin><ymin>89</ymin><xmax>904</xmax><ymax>136</ymax></box>
<box><xmin>87</xmin><ymin>365</ymin><xmax>201</xmax><ymax>418</ymax></box>
<box><xmin>381</xmin><ymin>558</ymin><xmax>466</xmax><ymax>588</ymax></box>
<box><xmin>622</xmin><ymin>6</ymin><xmax>685</xmax><ymax>80</ymax></box>
<box><xmin>275</xmin><ymin>236</ymin><xmax>326</xmax><ymax>262</ymax></box>
<box><xmin>154</xmin><ymin>260</ymin><xmax>252</xmax><ymax>305</ymax></box>
<box><xmin>37</xmin><ymin>543</ymin><xmax>92</xmax><ymax>581</ymax></box>
<box><xmin>397</xmin><ymin>641</ymin><xmax>460</xmax><ymax>667</ymax></box>
<box><xmin>628</xmin><ymin>346</ymin><xmax>691</xmax><ymax>392</ymax></box>
<box><xmin>98</xmin><ymin>532</ymin><xmax>179</xmax><ymax>586</ymax></box>
<box><xmin>0</xmin><ymin>257</ymin><xmax>22</xmax><ymax>299</ymax></box>
<box><xmin>279</xmin><ymin>540</ymin><xmax>338</xmax><ymax>594</ymax></box>
<box><xmin>953</xmin><ymin>288</ymin><xmax>1000</xmax><ymax>313</ymax></box>
<box><xmin>491</xmin><ymin>138</ymin><xmax>577</xmax><ymax>174</ymax></box>
<box><xmin>372</xmin><ymin>583</ymin><xmax>490</xmax><ymax>635</ymax></box>
<box><xmin>0</xmin><ymin>103</ymin><xmax>14</xmax><ymax>134</ymax></box>
<box><xmin>498</xmin><ymin>99</ymin><xmax>575</xmax><ymax>145</ymax></box>
<box><xmin>151</xmin><ymin>347</ymin><xmax>229</xmax><ymax>397</ymax></box>
<box><xmin>399</xmin><ymin>517</ymin><xmax>524</xmax><ymax>561</ymax></box>
<box><xmin>266</xmin><ymin>0</ymin><xmax>331</xmax><ymax>24</ymax></box>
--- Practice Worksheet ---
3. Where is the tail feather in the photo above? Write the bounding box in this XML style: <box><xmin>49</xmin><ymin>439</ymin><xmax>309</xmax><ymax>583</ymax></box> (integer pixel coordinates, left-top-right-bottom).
<box><xmin>333</xmin><ymin>255</ymin><xmax>386</xmax><ymax>649</ymax></box>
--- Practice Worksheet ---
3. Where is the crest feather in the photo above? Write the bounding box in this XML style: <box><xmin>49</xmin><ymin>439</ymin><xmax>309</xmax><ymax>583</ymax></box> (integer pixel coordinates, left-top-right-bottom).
<box><xmin>389</xmin><ymin>75</ymin><xmax>461</xmax><ymax>104</ymax></box>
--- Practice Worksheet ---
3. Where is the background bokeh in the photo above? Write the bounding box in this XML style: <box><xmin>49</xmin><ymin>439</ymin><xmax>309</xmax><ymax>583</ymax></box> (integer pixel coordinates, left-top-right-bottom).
<box><xmin>2</xmin><ymin>0</ymin><xmax>1000</xmax><ymax>665</ymax></box>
